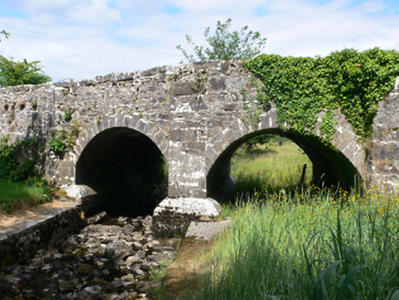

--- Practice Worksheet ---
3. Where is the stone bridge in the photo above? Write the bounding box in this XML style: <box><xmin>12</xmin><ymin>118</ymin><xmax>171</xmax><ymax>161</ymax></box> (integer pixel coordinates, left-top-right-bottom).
<box><xmin>1</xmin><ymin>61</ymin><xmax>398</xmax><ymax>233</ymax></box>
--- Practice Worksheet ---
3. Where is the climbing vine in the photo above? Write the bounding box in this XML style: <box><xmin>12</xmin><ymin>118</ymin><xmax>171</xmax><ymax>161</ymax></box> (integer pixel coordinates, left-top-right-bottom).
<box><xmin>245</xmin><ymin>48</ymin><xmax>399</xmax><ymax>142</ymax></box>
<box><xmin>0</xmin><ymin>135</ymin><xmax>45</xmax><ymax>183</ymax></box>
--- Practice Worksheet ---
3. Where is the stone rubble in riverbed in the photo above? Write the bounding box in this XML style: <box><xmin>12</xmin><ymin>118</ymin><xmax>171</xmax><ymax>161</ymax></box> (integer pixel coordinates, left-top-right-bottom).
<box><xmin>0</xmin><ymin>215</ymin><xmax>178</xmax><ymax>299</ymax></box>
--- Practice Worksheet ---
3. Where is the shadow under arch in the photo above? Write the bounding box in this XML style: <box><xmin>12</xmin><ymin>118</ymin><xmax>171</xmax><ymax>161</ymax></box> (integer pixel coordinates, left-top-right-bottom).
<box><xmin>76</xmin><ymin>127</ymin><xmax>168</xmax><ymax>217</ymax></box>
<box><xmin>206</xmin><ymin>128</ymin><xmax>361</xmax><ymax>203</ymax></box>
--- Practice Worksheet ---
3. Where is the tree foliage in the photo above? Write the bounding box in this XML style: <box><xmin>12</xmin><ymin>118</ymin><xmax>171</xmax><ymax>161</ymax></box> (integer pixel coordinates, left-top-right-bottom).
<box><xmin>0</xmin><ymin>56</ymin><xmax>52</xmax><ymax>87</ymax></box>
<box><xmin>243</xmin><ymin>134</ymin><xmax>273</xmax><ymax>152</ymax></box>
<box><xmin>0</xmin><ymin>30</ymin><xmax>10</xmax><ymax>42</ymax></box>
<box><xmin>176</xmin><ymin>18</ymin><xmax>266</xmax><ymax>62</ymax></box>
<box><xmin>245</xmin><ymin>48</ymin><xmax>399</xmax><ymax>142</ymax></box>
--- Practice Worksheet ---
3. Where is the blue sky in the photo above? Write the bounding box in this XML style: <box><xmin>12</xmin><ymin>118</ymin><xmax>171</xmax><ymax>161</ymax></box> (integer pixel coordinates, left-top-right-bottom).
<box><xmin>0</xmin><ymin>0</ymin><xmax>398</xmax><ymax>82</ymax></box>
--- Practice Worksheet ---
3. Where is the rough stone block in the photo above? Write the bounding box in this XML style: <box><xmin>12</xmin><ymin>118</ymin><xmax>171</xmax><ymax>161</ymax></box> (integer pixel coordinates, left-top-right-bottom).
<box><xmin>185</xmin><ymin>219</ymin><xmax>232</xmax><ymax>240</ymax></box>
<box><xmin>140</xmin><ymin>67</ymin><xmax>159</xmax><ymax>77</ymax></box>
<box><xmin>170</xmin><ymin>128</ymin><xmax>197</xmax><ymax>142</ymax></box>
<box><xmin>170</xmin><ymin>83</ymin><xmax>193</xmax><ymax>96</ymax></box>
<box><xmin>209</xmin><ymin>77</ymin><xmax>226</xmax><ymax>90</ymax></box>
<box><xmin>372</xmin><ymin>143</ymin><xmax>399</xmax><ymax>160</ymax></box>
<box><xmin>152</xmin><ymin>197</ymin><xmax>222</xmax><ymax>238</ymax></box>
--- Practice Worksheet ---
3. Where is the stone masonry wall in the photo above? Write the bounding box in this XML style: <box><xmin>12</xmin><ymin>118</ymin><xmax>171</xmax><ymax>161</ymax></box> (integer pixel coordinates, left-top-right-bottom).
<box><xmin>0</xmin><ymin>60</ymin><xmax>397</xmax><ymax>198</ymax></box>
<box><xmin>370</xmin><ymin>77</ymin><xmax>399</xmax><ymax>189</ymax></box>
<box><xmin>0</xmin><ymin>61</ymin><xmax>261</xmax><ymax>198</ymax></box>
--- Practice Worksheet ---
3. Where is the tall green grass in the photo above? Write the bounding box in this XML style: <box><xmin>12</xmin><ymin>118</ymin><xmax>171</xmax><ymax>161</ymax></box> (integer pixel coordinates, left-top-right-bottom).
<box><xmin>232</xmin><ymin>140</ymin><xmax>313</xmax><ymax>198</ymax></box>
<box><xmin>195</xmin><ymin>188</ymin><xmax>399</xmax><ymax>299</ymax></box>
<box><xmin>153</xmin><ymin>136</ymin><xmax>399</xmax><ymax>299</ymax></box>
<box><xmin>0</xmin><ymin>180</ymin><xmax>51</xmax><ymax>213</ymax></box>
<box><xmin>186</xmin><ymin>138</ymin><xmax>399</xmax><ymax>299</ymax></box>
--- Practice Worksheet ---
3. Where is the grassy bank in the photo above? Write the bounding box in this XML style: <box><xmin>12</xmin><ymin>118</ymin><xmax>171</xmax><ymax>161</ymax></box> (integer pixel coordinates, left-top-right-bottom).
<box><xmin>0</xmin><ymin>180</ymin><xmax>51</xmax><ymax>213</ymax></box>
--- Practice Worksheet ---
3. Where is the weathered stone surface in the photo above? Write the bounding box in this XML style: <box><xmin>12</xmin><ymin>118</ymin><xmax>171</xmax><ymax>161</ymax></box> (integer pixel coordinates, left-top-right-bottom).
<box><xmin>185</xmin><ymin>219</ymin><xmax>232</xmax><ymax>240</ymax></box>
<box><xmin>209</xmin><ymin>77</ymin><xmax>226</xmax><ymax>90</ymax></box>
<box><xmin>152</xmin><ymin>197</ymin><xmax>222</xmax><ymax>238</ymax></box>
<box><xmin>0</xmin><ymin>204</ymin><xmax>85</xmax><ymax>265</ymax></box>
<box><xmin>0</xmin><ymin>61</ymin><xmax>398</xmax><ymax>230</ymax></box>
<box><xmin>369</xmin><ymin>88</ymin><xmax>399</xmax><ymax>189</ymax></box>
<box><xmin>61</xmin><ymin>184</ymin><xmax>97</xmax><ymax>200</ymax></box>
<box><xmin>170</xmin><ymin>82</ymin><xmax>193</xmax><ymax>95</ymax></box>
<box><xmin>0</xmin><ymin>60</ymin><xmax>381</xmax><ymax>199</ymax></box>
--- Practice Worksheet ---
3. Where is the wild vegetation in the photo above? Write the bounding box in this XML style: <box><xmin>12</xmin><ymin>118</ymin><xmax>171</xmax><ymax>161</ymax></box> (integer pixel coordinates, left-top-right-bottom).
<box><xmin>176</xmin><ymin>18</ymin><xmax>266</xmax><ymax>63</ymax></box>
<box><xmin>0</xmin><ymin>56</ymin><xmax>52</xmax><ymax>87</ymax></box>
<box><xmin>196</xmin><ymin>188</ymin><xmax>399</xmax><ymax>299</ymax></box>
<box><xmin>48</xmin><ymin>121</ymin><xmax>82</xmax><ymax>157</ymax></box>
<box><xmin>0</xmin><ymin>136</ymin><xmax>51</xmax><ymax>213</ymax></box>
<box><xmin>245</xmin><ymin>48</ymin><xmax>399</xmax><ymax>142</ymax></box>
<box><xmin>232</xmin><ymin>136</ymin><xmax>312</xmax><ymax>198</ymax></box>
<box><xmin>152</xmin><ymin>137</ymin><xmax>399</xmax><ymax>299</ymax></box>
<box><xmin>0</xmin><ymin>180</ymin><xmax>51</xmax><ymax>213</ymax></box>
<box><xmin>0</xmin><ymin>30</ymin><xmax>52</xmax><ymax>87</ymax></box>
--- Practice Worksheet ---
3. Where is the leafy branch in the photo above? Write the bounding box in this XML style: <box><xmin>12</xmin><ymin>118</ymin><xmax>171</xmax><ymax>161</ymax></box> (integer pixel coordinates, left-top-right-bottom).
<box><xmin>0</xmin><ymin>56</ymin><xmax>52</xmax><ymax>87</ymax></box>
<box><xmin>176</xmin><ymin>18</ymin><xmax>266</xmax><ymax>62</ymax></box>
<box><xmin>0</xmin><ymin>30</ymin><xmax>10</xmax><ymax>42</ymax></box>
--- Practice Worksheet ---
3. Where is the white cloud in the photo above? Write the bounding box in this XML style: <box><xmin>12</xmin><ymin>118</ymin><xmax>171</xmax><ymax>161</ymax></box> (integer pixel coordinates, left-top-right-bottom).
<box><xmin>246</xmin><ymin>0</ymin><xmax>399</xmax><ymax>56</ymax></box>
<box><xmin>22</xmin><ymin>0</ymin><xmax>71</xmax><ymax>12</ymax></box>
<box><xmin>0</xmin><ymin>0</ymin><xmax>398</xmax><ymax>82</ymax></box>
<box><xmin>67</xmin><ymin>0</ymin><xmax>122</xmax><ymax>24</ymax></box>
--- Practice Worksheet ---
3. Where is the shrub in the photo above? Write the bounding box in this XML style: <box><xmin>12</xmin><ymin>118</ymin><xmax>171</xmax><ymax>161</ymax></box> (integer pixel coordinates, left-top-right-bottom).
<box><xmin>0</xmin><ymin>135</ymin><xmax>44</xmax><ymax>182</ymax></box>
<box><xmin>48</xmin><ymin>122</ymin><xmax>81</xmax><ymax>156</ymax></box>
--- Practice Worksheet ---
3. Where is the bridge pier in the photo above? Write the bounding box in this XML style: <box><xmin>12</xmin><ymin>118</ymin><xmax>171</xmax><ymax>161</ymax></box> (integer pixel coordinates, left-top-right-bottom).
<box><xmin>153</xmin><ymin>140</ymin><xmax>224</xmax><ymax>237</ymax></box>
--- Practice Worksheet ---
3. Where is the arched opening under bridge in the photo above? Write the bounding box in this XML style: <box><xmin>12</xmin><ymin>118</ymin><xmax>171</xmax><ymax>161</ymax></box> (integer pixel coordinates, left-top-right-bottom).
<box><xmin>76</xmin><ymin>127</ymin><xmax>168</xmax><ymax>217</ymax></box>
<box><xmin>207</xmin><ymin>129</ymin><xmax>361</xmax><ymax>203</ymax></box>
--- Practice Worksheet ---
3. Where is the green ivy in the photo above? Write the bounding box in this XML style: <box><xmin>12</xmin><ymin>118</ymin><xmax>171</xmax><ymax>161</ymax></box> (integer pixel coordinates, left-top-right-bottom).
<box><xmin>0</xmin><ymin>135</ymin><xmax>45</xmax><ymax>182</ymax></box>
<box><xmin>245</xmin><ymin>48</ymin><xmax>399</xmax><ymax>142</ymax></box>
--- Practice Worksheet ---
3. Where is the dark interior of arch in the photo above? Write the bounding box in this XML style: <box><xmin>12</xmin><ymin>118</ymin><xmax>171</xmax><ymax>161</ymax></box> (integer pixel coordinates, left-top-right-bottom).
<box><xmin>207</xmin><ymin>129</ymin><xmax>361</xmax><ymax>203</ymax></box>
<box><xmin>76</xmin><ymin>127</ymin><xmax>167</xmax><ymax>217</ymax></box>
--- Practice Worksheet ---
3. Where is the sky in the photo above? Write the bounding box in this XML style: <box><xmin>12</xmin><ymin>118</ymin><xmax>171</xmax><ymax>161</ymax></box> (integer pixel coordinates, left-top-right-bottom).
<box><xmin>0</xmin><ymin>0</ymin><xmax>398</xmax><ymax>83</ymax></box>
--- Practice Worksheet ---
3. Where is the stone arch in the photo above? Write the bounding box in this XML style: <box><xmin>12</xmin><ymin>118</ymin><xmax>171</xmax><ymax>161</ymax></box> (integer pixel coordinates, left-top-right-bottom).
<box><xmin>207</xmin><ymin>127</ymin><xmax>362</xmax><ymax>203</ymax></box>
<box><xmin>74</xmin><ymin>114</ymin><xmax>169</xmax><ymax>162</ymax></box>
<box><xmin>75</xmin><ymin>127</ymin><xmax>168</xmax><ymax>217</ymax></box>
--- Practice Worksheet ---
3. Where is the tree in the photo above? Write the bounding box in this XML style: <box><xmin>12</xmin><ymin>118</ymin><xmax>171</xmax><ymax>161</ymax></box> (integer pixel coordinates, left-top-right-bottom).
<box><xmin>243</xmin><ymin>134</ymin><xmax>273</xmax><ymax>152</ymax></box>
<box><xmin>176</xmin><ymin>18</ymin><xmax>266</xmax><ymax>62</ymax></box>
<box><xmin>0</xmin><ymin>56</ymin><xmax>52</xmax><ymax>87</ymax></box>
<box><xmin>0</xmin><ymin>30</ymin><xmax>10</xmax><ymax>42</ymax></box>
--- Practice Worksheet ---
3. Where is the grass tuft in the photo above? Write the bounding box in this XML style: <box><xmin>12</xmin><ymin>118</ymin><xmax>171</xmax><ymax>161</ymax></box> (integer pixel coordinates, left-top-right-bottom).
<box><xmin>0</xmin><ymin>179</ymin><xmax>51</xmax><ymax>213</ymax></box>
